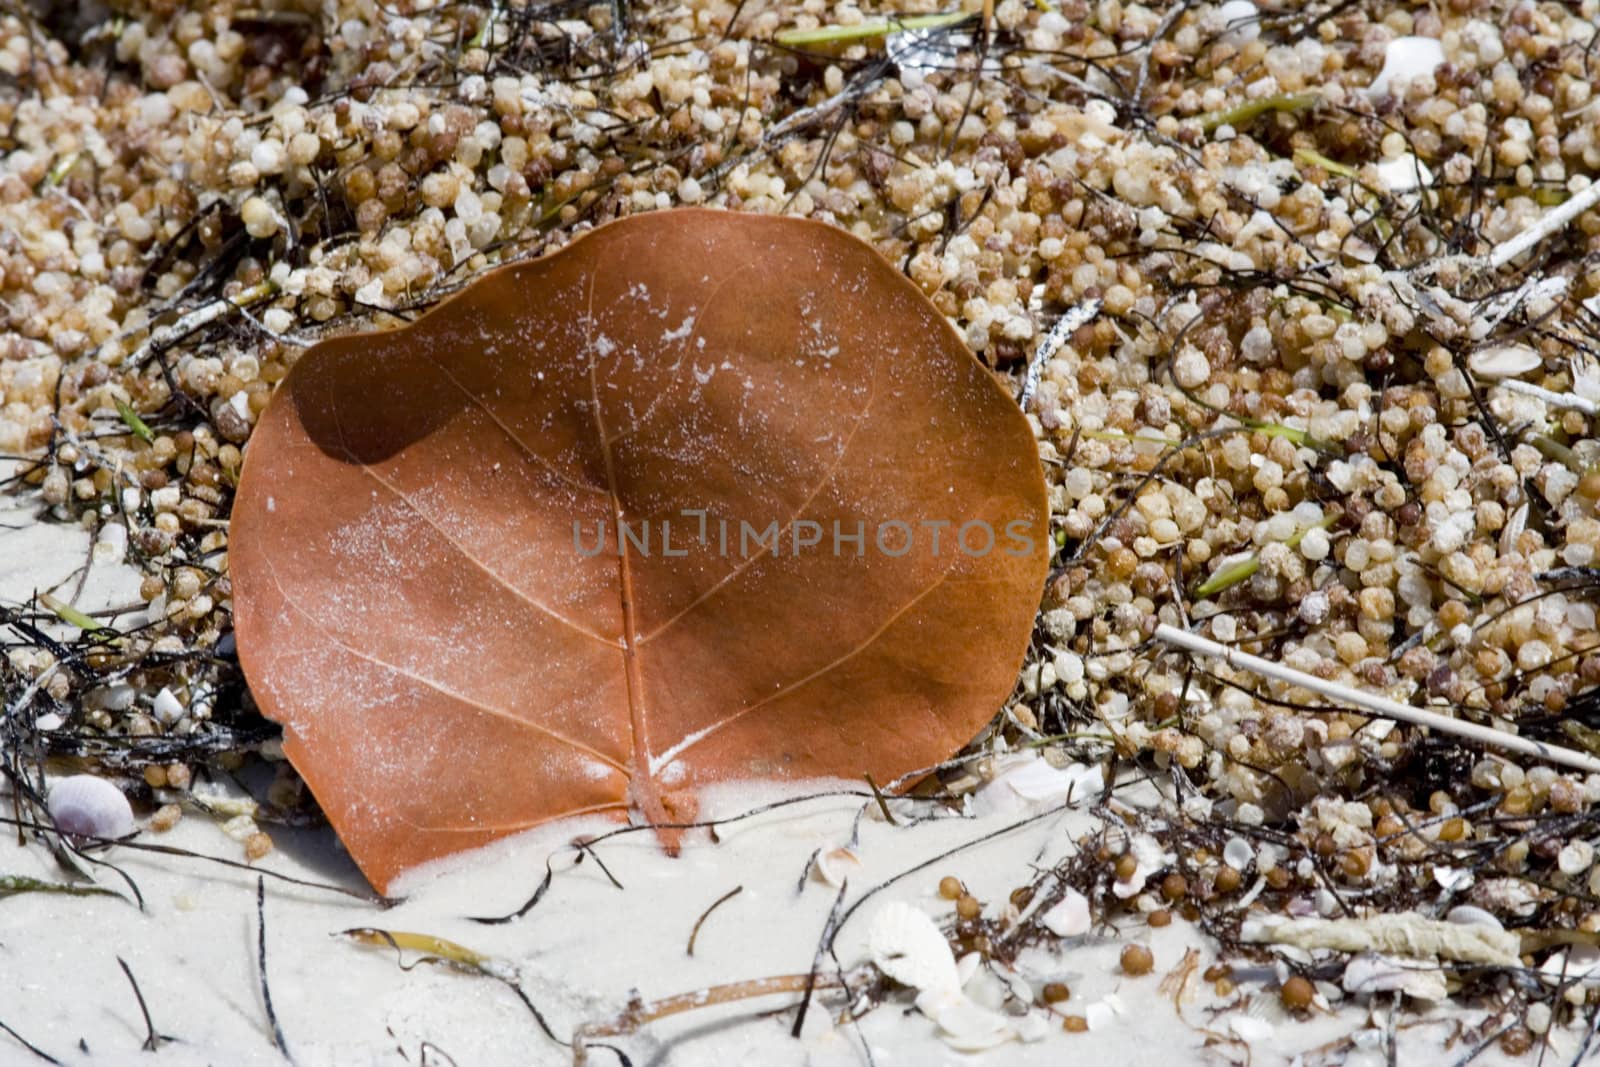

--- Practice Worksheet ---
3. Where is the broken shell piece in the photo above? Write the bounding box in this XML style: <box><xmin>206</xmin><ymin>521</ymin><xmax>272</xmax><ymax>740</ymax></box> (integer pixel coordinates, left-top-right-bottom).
<box><xmin>1341</xmin><ymin>952</ymin><xmax>1449</xmax><ymax>1001</ymax></box>
<box><xmin>1574</xmin><ymin>356</ymin><xmax>1600</xmax><ymax>402</ymax></box>
<box><xmin>1469</xmin><ymin>344</ymin><xmax>1542</xmax><ymax>380</ymax></box>
<box><xmin>1229</xmin><ymin>1015</ymin><xmax>1274</xmax><ymax>1041</ymax></box>
<box><xmin>868</xmin><ymin>902</ymin><xmax>1039</xmax><ymax>1051</ymax></box>
<box><xmin>1540</xmin><ymin>946</ymin><xmax>1600</xmax><ymax>988</ymax></box>
<box><xmin>913</xmin><ymin>990</ymin><xmax>1014</xmax><ymax>1052</ymax></box>
<box><xmin>812</xmin><ymin>846</ymin><xmax>862</xmax><ymax>888</ymax></box>
<box><xmin>1041</xmin><ymin>889</ymin><xmax>1092</xmax><ymax>937</ymax></box>
<box><xmin>47</xmin><ymin>774</ymin><xmax>135</xmax><ymax>841</ymax></box>
<box><xmin>970</xmin><ymin>753</ymin><xmax>1104</xmax><ymax>817</ymax></box>
<box><xmin>1216</xmin><ymin>0</ymin><xmax>1260</xmax><ymax>44</ymax></box>
<box><xmin>1367</xmin><ymin>36</ymin><xmax>1444</xmax><ymax>99</ymax></box>
<box><xmin>955</xmin><ymin>952</ymin><xmax>983</xmax><ymax>988</ymax></box>
<box><xmin>1375</xmin><ymin>154</ymin><xmax>1434</xmax><ymax>194</ymax></box>
<box><xmin>869</xmin><ymin>902</ymin><xmax>960</xmax><ymax>995</ymax></box>
<box><xmin>152</xmin><ymin>686</ymin><xmax>184</xmax><ymax>726</ymax></box>
<box><xmin>1112</xmin><ymin>833</ymin><xmax>1169</xmax><ymax>899</ymax></box>
<box><xmin>1084</xmin><ymin>993</ymin><xmax>1126</xmax><ymax>1030</ymax></box>
<box><xmin>1469</xmin><ymin>877</ymin><xmax>1549</xmax><ymax>919</ymax></box>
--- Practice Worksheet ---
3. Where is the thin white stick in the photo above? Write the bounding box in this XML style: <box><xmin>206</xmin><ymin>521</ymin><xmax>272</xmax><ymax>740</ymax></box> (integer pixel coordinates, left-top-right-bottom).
<box><xmin>1154</xmin><ymin>623</ymin><xmax>1600</xmax><ymax>775</ymax></box>
<box><xmin>1488</xmin><ymin>179</ymin><xmax>1600</xmax><ymax>270</ymax></box>
<box><xmin>1495</xmin><ymin>378</ymin><xmax>1600</xmax><ymax>415</ymax></box>
<box><xmin>124</xmin><ymin>281</ymin><xmax>277</xmax><ymax>368</ymax></box>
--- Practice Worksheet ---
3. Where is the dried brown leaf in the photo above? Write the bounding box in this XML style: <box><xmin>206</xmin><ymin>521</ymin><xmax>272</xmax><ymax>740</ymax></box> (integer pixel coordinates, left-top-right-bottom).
<box><xmin>230</xmin><ymin>210</ymin><xmax>1048</xmax><ymax>890</ymax></box>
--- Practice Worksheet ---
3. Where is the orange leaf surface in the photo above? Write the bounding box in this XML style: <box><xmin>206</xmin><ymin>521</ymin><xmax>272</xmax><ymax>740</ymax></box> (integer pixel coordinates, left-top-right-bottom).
<box><xmin>230</xmin><ymin>210</ymin><xmax>1049</xmax><ymax>891</ymax></box>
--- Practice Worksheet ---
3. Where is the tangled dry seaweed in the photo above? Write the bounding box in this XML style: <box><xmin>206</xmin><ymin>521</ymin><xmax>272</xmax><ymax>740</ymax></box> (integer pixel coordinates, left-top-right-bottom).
<box><xmin>4</xmin><ymin>0</ymin><xmax>1600</xmax><ymax>1059</ymax></box>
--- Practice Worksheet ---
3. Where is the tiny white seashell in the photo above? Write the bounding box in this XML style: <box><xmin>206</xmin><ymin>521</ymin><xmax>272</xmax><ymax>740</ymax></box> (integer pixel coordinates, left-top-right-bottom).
<box><xmin>1469</xmin><ymin>344</ymin><xmax>1541</xmax><ymax>380</ymax></box>
<box><xmin>47</xmin><ymin>775</ymin><xmax>134</xmax><ymax>840</ymax></box>
<box><xmin>812</xmin><ymin>846</ymin><xmax>861</xmax><ymax>888</ymax></box>
<box><xmin>868</xmin><ymin>902</ymin><xmax>960</xmax><ymax>996</ymax></box>
<box><xmin>1040</xmin><ymin>889</ymin><xmax>1092</xmax><ymax>937</ymax></box>
<box><xmin>1223</xmin><ymin>836</ymin><xmax>1254</xmax><ymax>870</ymax></box>
<box><xmin>1445</xmin><ymin>904</ymin><xmax>1503</xmax><ymax>930</ymax></box>
<box><xmin>1367</xmin><ymin>36</ymin><xmax>1445</xmax><ymax>99</ymax></box>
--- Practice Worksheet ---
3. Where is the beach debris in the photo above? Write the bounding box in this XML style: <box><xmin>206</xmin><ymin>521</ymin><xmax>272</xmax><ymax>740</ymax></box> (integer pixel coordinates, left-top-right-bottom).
<box><xmin>1228</xmin><ymin>1014</ymin><xmax>1274</xmax><ymax>1041</ymax></box>
<box><xmin>1215</xmin><ymin>0</ymin><xmax>1261</xmax><ymax>44</ymax></box>
<box><xmin>229</xmin><ymin>210</ymin><xmax>1050</xmax><ymax>892</ymax></box>
<box><xmin>1020</xmin><ymin>297</ymin><xmax>1101</xmax><ymax>410</ymax></box>
<box><xmin>47</xmin><ymin>774</ymin><xmax>134</xmax><ymax>842</ymax></box>
<box><xmin>1341</xmin><ymin>953</ymin><xmax>1450</xmax><ymax>1001</ymax></box>
<box><xmin>1366</xmin><ymin>36</ymin><xmax>1444</xmax><ymax>99</ymax></box>
<box><xmin>1445</xmin><ymin>905</ymin><xmax>1503</xmax><ymax>931</ymax></box>
<box><xmin>1111</xmin><ymin>833</ymin><xmax>1170</xmax><ymax>900</ymax></box>
<box><xmin>1083</xmin><ymin>992</ymin><xmax>1127</xmax><ymax>1030</ymax></box>
<box><xmin>1241</xmin><ymin>914</ymin><xmax>1522</xmax><ymax>967</ymax></box>
<box><xmin>1468</xmin><ymin>344</ymin><xmax>1542</xmax><ymax>380</ymax></box>
<box><xmin>1155</xmin><ymin>625</ymin><xmax>1600</xmax><ymax>775</ymax></box>
<box><xmin>867</xmin><ymin>902</ymin><xmax>1044</xmax><ymax>1050</ymax></box>
<box><xmin>1040</xmin><ymin>889</ymin><xmax>1092</xmax><ymax>937</ymax></box>
<box><xmin>970</xmin><ymin>752</ymin><xmax>1104</xmax><ymax>817</ymax></box>
<box><xmin>1374</xmin><ymin>153</ymin><xmax>1434</xmax><ymax>194</ymax></box>
<box><xmin>1222</xmin><ymin>837</ymin><xmax>1254</xmax><ymax>871</ymax></box>
<box><xmin>812</xmin><ymin>846</ymin><xmax>861</xmax><ymax>888</ymax></box>
<box><xmin>0</xmin><ymin>875</ymin><xmax>121</xmax><ymax>900</ymax></box>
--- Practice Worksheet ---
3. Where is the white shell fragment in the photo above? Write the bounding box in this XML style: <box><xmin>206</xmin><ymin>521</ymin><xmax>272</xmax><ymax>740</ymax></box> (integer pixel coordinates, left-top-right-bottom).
<box><xmin>1375</xmin><ymin>153</ymin><xmax>1434</xmax><ymax>194</ymax></box>
<box><xmin>1341</xmin><ymin>953</ymin><xmax>1449</xmax><ymax>1001</ymax></box>
<box><xmin>47</xmin><ymin>774</ymin><xmax>135</xmax><ymax>841</ymax></box>
<box><xmin>1540</xmin><ymin>946</ymin><xmax>1600</xmax><ymax>989</ymax></box>
<box><xmin>1367</xmin><ymin>36</ymin><xmax>1445</xmax><ymax>99</ymax></box>
<box><xmin>1229</xmin><ymin>1014</ymin><xmax>1275</xmax><ymax>1041</ymax></box>
<box><xmin>869</xmin><ymin>902</ymin><xmax>961</xmax><ymax>996</ymax></box>
<box><xmin>152</xmin><ymin>686</ymin><xmax>185</xmax><ymax>726</ymax></box>
<box><xmin>970</xmin><ymin>753</ymin><xmax>1104</xmax><ymax>817</ymax></box>
<box><xmin>1084</xmin><ymin>993</ymin><xmax>1126</xmax><ymax>1030</ymax></box>
<box><xmin>865</xmin><ymin>902</ymin><xmax>1045</xmax><ymax>1051</ymax></box>
<box><xmin>1469</xmin><ymin>344</ymin><xmax>1542</xmax><ymax>380</ymax></box>
<box><xmin>1040</xmin><ymin>888</ymin><xmax>1092</xmax><ymax>937</ymax></box>
<box><xmin>812</xmin><ymin>846</ymin><xmax>862</xmax><ymax>888</ymax></box>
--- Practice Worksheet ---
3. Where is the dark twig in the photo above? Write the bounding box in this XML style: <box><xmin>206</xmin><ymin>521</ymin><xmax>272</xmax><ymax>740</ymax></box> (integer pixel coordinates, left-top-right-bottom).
<box><xmin>685</xmin><ymin>885</ymin><xmax>743</xmax><ymax>957</ymax></box>
<box><xmin>256</xmin><ymin>878</ymin><xmax>292</xmax><ymax>1063</ymax></box>
<box><xmin>0</xmin><ymin>1019</ymin><xmax>59</xmax><ymax>1065</ymax></box>
<box><xmin>117</xmin><ymin>956</ymin><xmax>171</xmax><ymax>1052</ymax></box>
